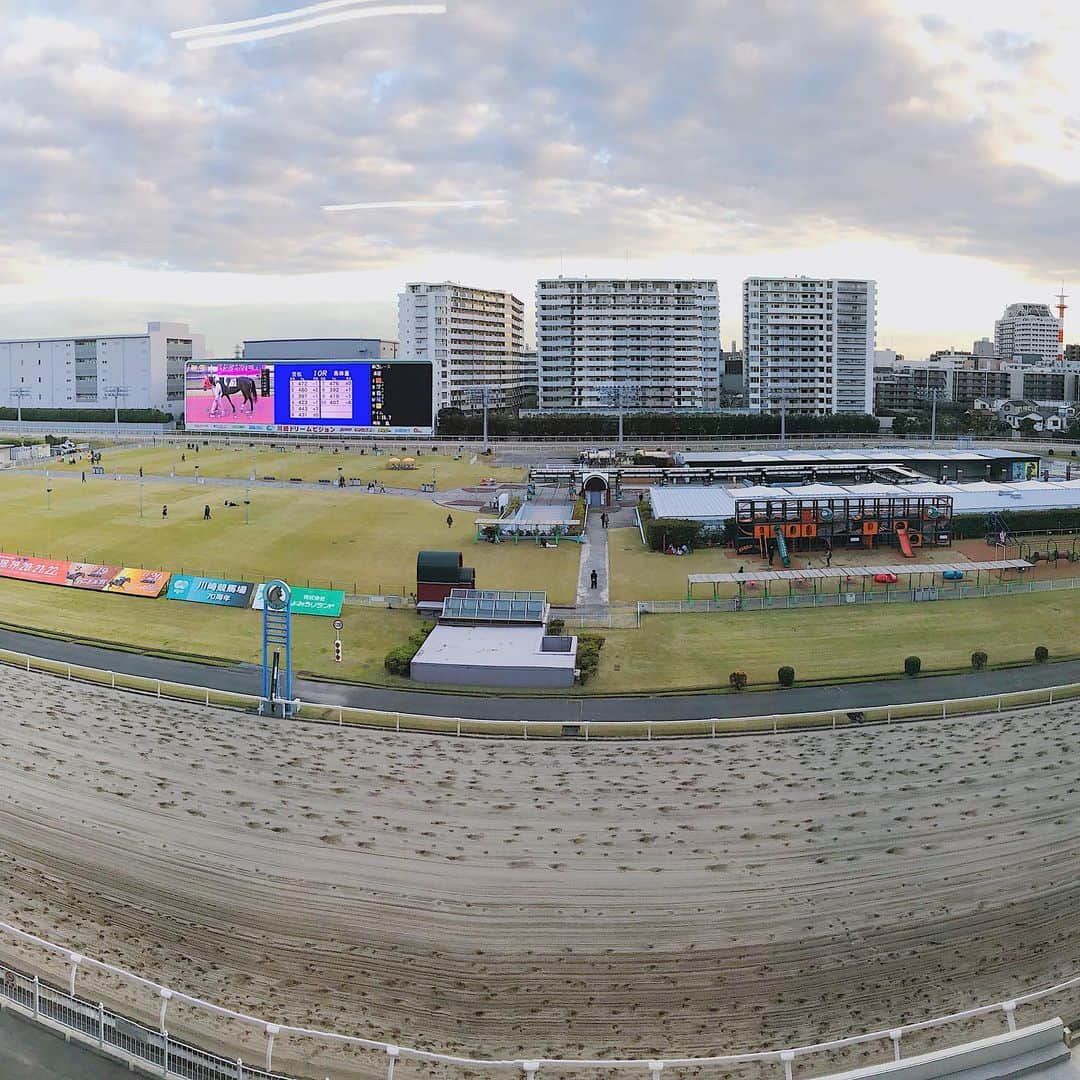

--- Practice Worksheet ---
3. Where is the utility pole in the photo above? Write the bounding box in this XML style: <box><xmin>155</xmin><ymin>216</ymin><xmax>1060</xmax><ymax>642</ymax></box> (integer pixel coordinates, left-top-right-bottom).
<box><xmin>600</xmin><ymin>384</ymin><xmax>638</xmax><ymax>447</ymax></box>
<box><xmin>464</xmin><ymin>386</ymin><xmax>493</xmax><ymax>453</ymax></box>
<box><xmin>10</xmin><ymin>388</ymin><xmax>31</xmax><ymax>444</ymax></box>
<box><xmin>103</xmin><ymin>385</ymin><xmax>130</xmax><ymax>438</ymax></box>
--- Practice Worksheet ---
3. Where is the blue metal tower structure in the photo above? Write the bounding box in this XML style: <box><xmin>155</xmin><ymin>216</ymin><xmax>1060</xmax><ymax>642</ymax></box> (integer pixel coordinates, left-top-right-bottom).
<box><xmin>261</xmin><ymin>579</ymin><xmax>293</xmax><ymax>716</ymax></box>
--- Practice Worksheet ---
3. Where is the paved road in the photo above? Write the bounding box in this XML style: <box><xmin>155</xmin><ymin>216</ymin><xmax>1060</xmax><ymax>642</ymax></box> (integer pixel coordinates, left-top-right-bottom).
<box><xmin>0</xmin><ymin>625</ymin><xmax>1076</xmax><ymax>724</ymax></box>
<box><xmin>0</xmin><ymin>1011</ymin><xmax>133</xmax><ymax>1079</ymax></box>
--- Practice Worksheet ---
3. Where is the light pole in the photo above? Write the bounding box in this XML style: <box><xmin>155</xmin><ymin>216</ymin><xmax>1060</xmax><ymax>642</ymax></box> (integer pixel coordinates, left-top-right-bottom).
<box><xmin>918</xmin><ymin>387</ymin><xmax>946</xmax><ymax>447</ymax></box>
<box><xmin>599</xmin><ymin>384</ymin><xmax>639</xmax><ymax>447</ymax></box>
<box><xmin>11</xmin><ymin>388</ymin><xmax>31</xmax><ymax>445</ymax></box>
<box><xmin>464</xmin><ymin>386</ymin><xmax>493</xmax><ymax>453</ymax></box>
<box><xmin>103</xmin><ymin>385</ymin><xmax>130</xmax><ymax>439</ymax></box>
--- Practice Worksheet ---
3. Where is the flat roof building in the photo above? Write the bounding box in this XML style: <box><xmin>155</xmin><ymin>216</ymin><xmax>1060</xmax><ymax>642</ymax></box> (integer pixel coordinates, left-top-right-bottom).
<box><xmin>0</xmin><ymin>321</ymin><xmax>206</xmax><ymax>418</ymax></box>
<box><xmin>244</xmin><ymin>338</ymin><xmax>397</xmax><ymax>360</ymax></box>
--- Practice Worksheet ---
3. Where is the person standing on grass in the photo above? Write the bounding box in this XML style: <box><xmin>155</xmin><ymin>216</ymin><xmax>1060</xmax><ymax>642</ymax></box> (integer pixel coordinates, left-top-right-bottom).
<box><xmin>203</xmin><ymin>504</ymin><xmax>211</xmax><ymax>520</ymax></box>
<box><xmin>81</xmin><ymin>471</ymin><xmax>86</xmax><ymax>483</ymax></box>
<box><xmin>446</xmin><ymin>513</ymin><xmax>454</xmax><ymax>529</ymax></box>
<box><xmin>162</xmin><ymin>505</ymin><xmax>168</xmax><ymax>519</ymax></box>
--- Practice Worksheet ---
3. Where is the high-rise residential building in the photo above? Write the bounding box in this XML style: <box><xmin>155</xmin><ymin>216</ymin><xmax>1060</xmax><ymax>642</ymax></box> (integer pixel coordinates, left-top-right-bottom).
<box><xmin>993</xmin><ymin>303</ymin><xmax>1061</xmax><ymax>365</ymax></box>
<box><xmin>535</xmin><ymin>277</ymin><xmax>719</xmax><ymax>411</ymax></box>
<box><xmin>743</xmin><ymin>277</ymin><xmax>876</xmax><ymax>415</ymax></box>
<box><xmin>398</xmin><ymin>282</ymin><xmax>533</xmax><ymax>413</ymax></box>
<box><xmin>972</xmin><ymin>337</ymin><xmax>995</xmax><ymax>358</ymax></box>
<box><xmin>0</xmin><ymin>321</ymin><xmax>205</xmax><ymax>418</ymax></box>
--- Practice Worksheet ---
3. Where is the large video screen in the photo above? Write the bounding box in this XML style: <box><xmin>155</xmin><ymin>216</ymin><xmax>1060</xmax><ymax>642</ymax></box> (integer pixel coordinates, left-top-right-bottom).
<box><xmin>185</xmin><ymin>361</ymin><xmax>433</xmax><ymax>435</ymax></box>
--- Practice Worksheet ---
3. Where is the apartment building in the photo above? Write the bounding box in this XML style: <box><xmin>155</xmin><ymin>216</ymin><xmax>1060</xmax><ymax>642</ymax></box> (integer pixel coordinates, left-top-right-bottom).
<box><xmin>744</xmin><ymin>277</ymin><xmax>876</xmax><ymax>415</ymax></box>
<box><xmin>244</xmin><ymin>338</ymin><xmax>397</xmax><ymax>361</ymax></box>
<box><xmin>398</xmin><ymin>282</ymin><xmax>534</xmax><ymax>413</ymax></box>
<box><xmin>994</xmin><ymin>303</ymin><xmax>1061</xmax><ymax>365</ymax></box>
<box><xmin>0</xmin><ymin>321</ymin><xmax>206</xmax><ymax>418</ymax></box>
<box><xmin>535</xmin><ymin>277</ymin><xmax>719</xmax><ymax>411</ymax></box>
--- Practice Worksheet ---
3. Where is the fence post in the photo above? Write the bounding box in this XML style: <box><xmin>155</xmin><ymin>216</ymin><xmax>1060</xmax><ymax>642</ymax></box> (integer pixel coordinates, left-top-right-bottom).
<box><xmin>32</xmin><ymin>975</ymin><xmax>39</xmax><ymax>1018</ymax></box>
<box><xmin>264</xmin><ymin>1023</ymin><xmax>280</xmax><ymax>1072</ymax></box>
<box><xmin>522</xmin><ymin>1061</ymin><xmax>540</xmax><ymax>1080</ymax></box>
<box><xmin>98</xmin><ymin>1001</ymin><xmax>105</xmax><ymax>1048</ymax></box>
<box><xmin>1003</xmin><ymin>1000</ymin><xmax>1017</xmax><ymax>1032</ymax></box>
<box><xmin>158</xmin><ymin>988</ymin><xmax>172</xmax><ymax>1032</ymax></box>
<box><xmin>67</xmin><ymin>664</ymin><xmax>71</xmax><ymax>680</ymax></box>
<box><xmin>781</xmin><ymin>1049</ymin><xmax>795</xmax><ymax>1080</ymax></box>
<box><xmin>523</xmin><ymin>720</ymin><xmax>529</xmax><ymax>739</ymax></box>
<box><xmin>157</xmin><ymin>681</ymin><xmax>161</xmax><ymax>699</ymax></box>
<box><xmin>162</xmin><ymin>1031</ymin><xmax>169</xmax><ymax>1077</ymax></box>
<box><xmin>237</xmin><ymin>1059</ymin><xmax>244</xmax><ymax>1080</ymax></box>
<box><xmin>25</xmin><ymin>654</ymin><xmax>30</xmax><ymax>672</ymax></box>
<box><xmin>109</xmin><ymin>671</ymin><xmax>115</xmax><ymax>689</ymax></box>
<box><xmin>889</xmin><ymin>1029</ymin><xmax>902</xmax><ymax>1061</ymax></box>
<box><xmin>205</xmin><ymin>688</ymin><xmax>210</xmax><ymax>705</ymax></box>
<box><xmin>386</xmin><ymin>1045</ymin><xmax>400</xmax><ymax>1080</ymax></box>
<box><xmin>648</xmin><ymin>1061</ymin><xmax>665</xmax><ymax>1080</ymax></box>
<box><xmin>68</xmin><ymin>954</ymin><xmax>81</xmax><ymax>996</ymax></box>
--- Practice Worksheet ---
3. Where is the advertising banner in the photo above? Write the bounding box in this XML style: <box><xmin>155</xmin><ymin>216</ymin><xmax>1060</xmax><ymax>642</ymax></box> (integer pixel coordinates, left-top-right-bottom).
<box><xmin>168</xmin><ymin>574</ymin><xmax>255</xmax><ymax>607</ymax></box>
<box><xmin>66</xmin><ymin>563</ymin><xmax>122</xmax><ymax>591</ymax></box>
<box><xmin>252</xmin><ymin>583</ymin><xmax>345</xmax><ymax>617</ymax></box>
<box><xmin>0</xmin><ymin>553</ymin><xmax>70</xmax><ymax>585</ymax></box>
<box><xmin>104</xmin><ymin>568</ymin><xmax>171</xmax><ymax>598</ymax></box>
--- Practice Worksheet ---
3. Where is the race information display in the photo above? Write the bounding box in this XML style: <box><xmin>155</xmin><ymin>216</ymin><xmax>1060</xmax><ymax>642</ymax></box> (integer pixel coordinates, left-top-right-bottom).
<box><xmin>185</xmin><ymin>360</ymin><xmax>432</xmax><ymax>435</ymax></box>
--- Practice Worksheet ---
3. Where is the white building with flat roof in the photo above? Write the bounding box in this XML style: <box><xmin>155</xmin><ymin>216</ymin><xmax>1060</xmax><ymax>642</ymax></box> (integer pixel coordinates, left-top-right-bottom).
<box><xmin>398</xmin><ymin>282</ymin><xmax>534</xmax><ymax>414</ymax></box>
<box><xmin>0</xmin><ymin>321</ymin><xmax>205</xmax><ymax>418</ymax></box>
<box><xmin>744</xmin><ymin>277</ymin><xmax>877</xmax><ymax>416</ymax></box>
<box><xmin>994</xmin><ymin>303</ymin><xmax>1061</xmax><ymax>365</ymax></box>
<box><xmin>535</xmin><ymin>277</ymin><xmax>720</xmax><ymax>411</ymax></box>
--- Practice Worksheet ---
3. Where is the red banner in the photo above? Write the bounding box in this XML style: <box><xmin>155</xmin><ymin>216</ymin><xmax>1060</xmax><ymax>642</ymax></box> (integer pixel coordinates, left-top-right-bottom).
<box><xmin>66</xmin><ymin>563</ymin><xmax>122</xmax><ymax>591</ymax></box>
<box><xmin>0</xmin><ymin>553</ymin><xmax>69</xmax><ymax>585</ymax></box>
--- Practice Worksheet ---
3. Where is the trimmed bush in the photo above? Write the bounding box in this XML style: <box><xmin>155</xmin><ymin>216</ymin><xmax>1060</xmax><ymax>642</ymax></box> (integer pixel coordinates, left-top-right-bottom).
<box><xmin>729</xmin><ymin>670</ymin><xmax>748</xmax><ymax>691</ymax></box>
<box><xmin>645</xmin><ymin>517</ymin><xmax>702</xmax><ymax>552</ymax></box>
<box><xmin>1035</xmin><ymin>645</ymin><xmax>1050</xmax><ymax>664</ymax></box>
<box><xmin>904</xmin><ymin>655</ymin><xmax>922</xmax><ymax>677</ymax></box>
<box><xmin>383</xmin><ymin>621</ymin><xmax>436</xmax><ymax>677</ymax></box>
<box><xmin>777</xmin><ymin>665</ymin><xmax>795</xmax><ymax>688</ymax></box>
<box><xmin>576</xmin><ymin>632</ymin><xmax>606</xmax><ymax>683</ymax></box>
<box><xmin>970</xmin><ymin>650</ymin><xmax>988</xmax><ymax>671</ymax></box>
<box><xmin>547</xmin><ymin>617</ymin><xmax>565</xmax><ymax>635</ymax></box>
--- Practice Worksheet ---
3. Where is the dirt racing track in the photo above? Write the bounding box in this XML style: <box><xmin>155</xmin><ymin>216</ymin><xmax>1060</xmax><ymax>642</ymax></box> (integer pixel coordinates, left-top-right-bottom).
<box><xmin>1</xmin><ymin>665</ymin><xmax>1080</xmax><ymax>1078</ymax></box>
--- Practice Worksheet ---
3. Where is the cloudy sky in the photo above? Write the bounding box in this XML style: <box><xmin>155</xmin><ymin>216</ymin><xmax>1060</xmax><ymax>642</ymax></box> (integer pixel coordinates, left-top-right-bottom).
<box><xmin>2</xmin><ymin>0</ymin><xmax>1080</xmax><ymax>357</ymax></box>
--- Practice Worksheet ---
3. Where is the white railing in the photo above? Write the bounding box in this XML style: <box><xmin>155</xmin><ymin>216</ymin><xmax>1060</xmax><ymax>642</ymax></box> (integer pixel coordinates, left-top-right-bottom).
<box><xmin>1</xmin><ymin>918</ymin><xmax>1078</xmax><ymax>1080</ymax></box>
<box><xmin>0</xmin><ymin>645</ymin><xmax>1078</xmax><ymax>739</ymax></box>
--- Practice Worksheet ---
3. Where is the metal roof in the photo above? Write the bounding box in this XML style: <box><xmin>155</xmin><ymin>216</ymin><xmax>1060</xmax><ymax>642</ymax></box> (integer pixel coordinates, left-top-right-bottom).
<box><xmin>442</xmin><ymin>589</ymin><xmax>548</xmax><ymax>623</ymax></box>
<box><xmin>687</xmin><ymin>559</ymin><xmax>1031</xmax><ymax>585</ymax></box>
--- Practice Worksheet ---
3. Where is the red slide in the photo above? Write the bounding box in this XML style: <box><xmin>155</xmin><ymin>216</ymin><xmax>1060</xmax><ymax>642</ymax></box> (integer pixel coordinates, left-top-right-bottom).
<box><xmin>897</xmin><ymin>527</ymin><xmax>914</xmax><ymax>558</ymax></box>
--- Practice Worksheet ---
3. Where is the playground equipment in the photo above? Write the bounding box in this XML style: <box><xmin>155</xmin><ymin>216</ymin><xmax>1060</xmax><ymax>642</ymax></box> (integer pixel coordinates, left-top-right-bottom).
<box><xmin>773</xmin><ymin>527</ymin><xmax>792</xmax><ymax>568</ymax></box>
<box><xmin>735</xmin><ymin>493</ymin><xmax>953</xmax><ymax>560</ymax></box>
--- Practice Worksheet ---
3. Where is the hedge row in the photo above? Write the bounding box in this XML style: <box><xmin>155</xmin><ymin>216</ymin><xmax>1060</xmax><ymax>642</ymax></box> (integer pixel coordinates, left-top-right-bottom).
<box><xmin>0</xmin><ymin>407</ymin><xmax>174</xmax><ymax>423</ymax></box>
<box><xmin>952</xmin><ymin>508</ymin><xmax>1080</xmax><ymax>539</ymax></box>
<box><xmin>436</xmin><ymin>409</ymin><xmax>880</xmax><ymax>439</ymax></box>
<box><xmin>384</xmin><ymin>621</ymin><xmax>436</xmax><ymax>677</ymax></box>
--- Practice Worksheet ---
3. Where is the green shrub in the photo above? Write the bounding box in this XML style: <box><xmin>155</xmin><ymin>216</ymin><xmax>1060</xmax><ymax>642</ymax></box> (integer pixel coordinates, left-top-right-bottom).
<box><xmin>645</xmin><ymin>518</ymin><xmax>702</xmax><ymax>552</ymax></box>
<box><xmin>1035</xmin><ymin>645</ymin><xmax>1050</xmax><ymax>664</ymax></box>
<box><xmin>547</xmin><ymin>617</ymin><xmax>566</xmax><ymax>635</ymax></box>
<box><xmin>576</xmin><ymin>632</ymin><xmax>606</xmax><ymax>683</ymax></box>
<box><xmin>384</xmin><ymin>621</ymin><xmax>436</xmax><ymax>677</ymax></box>
<box><xmin>777</xmin><ymin>665</ymin><xmax>795</xmax><ymax>688</ymax></box>
<box><xmin>904</xmin><ymin>655</ymin><xmax>922</xmax><ymax>677</ymax></box>
<box><xmin>729</xmin><ymin>670</ymin><xmax>748</xmax><ymax>691</ymax></box>
<box><xmin>970</xmin><ymin>651</ymin><xmax>988</xmax><ymax>671</ymax></box>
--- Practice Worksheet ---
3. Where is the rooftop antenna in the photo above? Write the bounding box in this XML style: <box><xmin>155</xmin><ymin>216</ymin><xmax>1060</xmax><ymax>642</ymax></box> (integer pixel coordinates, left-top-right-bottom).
<box><xmin>1056</xmin><ymin>284</ymin><xmax>1068</xmax><ymax>366</ymax></box>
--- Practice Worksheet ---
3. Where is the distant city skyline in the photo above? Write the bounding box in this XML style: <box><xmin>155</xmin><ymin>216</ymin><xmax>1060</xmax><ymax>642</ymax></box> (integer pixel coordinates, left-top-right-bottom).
<box><xmin>4</xmin><ymin>1</ymin><xmax>1080</xmax><ymax>359</ymax></box>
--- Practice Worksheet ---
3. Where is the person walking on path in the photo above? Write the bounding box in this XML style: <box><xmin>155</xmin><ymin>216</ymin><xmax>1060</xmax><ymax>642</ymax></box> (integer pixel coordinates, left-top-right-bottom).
<box><xmin>446</xmin><ymin>513</ymin><xmax>454</xmax><ymax>529</ymax></box>
<box><xmin>203</xmin><ymin>504</ymin><xmax>211</xmax><ymax>520</ymax></box>
<box><xmin>590</xmin><ymin>569</ymin><xmax>598</xmax><ymax>590</ymax></box>
<box><xmin>138</xmin><ymin>466</ymin><xmax>143</xmax><ymax>478</ymax></box>
<box><xmin>81</xmin><ymin>471</ymin><xmax>86</xmax><ymax>483</ymax></box>
<box><xmin>162</xmin><ymin>505</ymin><xmax>168</xmax><ymax>519</ymax></box>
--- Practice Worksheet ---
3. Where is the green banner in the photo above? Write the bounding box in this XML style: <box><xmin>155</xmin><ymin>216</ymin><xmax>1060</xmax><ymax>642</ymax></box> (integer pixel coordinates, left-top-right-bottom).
<box><xmin>253</xmin><ymin>584</ymin><xmax>345</xmax><ymax>617</ymax></box>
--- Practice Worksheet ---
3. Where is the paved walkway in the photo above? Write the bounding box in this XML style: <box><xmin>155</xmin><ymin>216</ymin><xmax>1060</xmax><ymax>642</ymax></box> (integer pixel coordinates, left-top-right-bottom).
<box><xmin>575</xmin><ymin>510</ymin><xmax>610</xmax><ymax>605</ymax></box>
<box><xmin>0</xmin><ymin>1010</ymin><xmax>132</xmax><ymax>1078</ymax></box>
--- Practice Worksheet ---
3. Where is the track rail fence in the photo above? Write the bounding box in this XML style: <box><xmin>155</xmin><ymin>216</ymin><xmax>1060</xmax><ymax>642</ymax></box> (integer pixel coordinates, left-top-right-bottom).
<box><xmin>1</xmin><ymin>645</ymin><xmax>1079</xmax><ymax>740</ymax></box>
<box><xmin>2</xmin><ymin>921</ymin><xmax>1079</xmax><ymax>1080</ymax></box>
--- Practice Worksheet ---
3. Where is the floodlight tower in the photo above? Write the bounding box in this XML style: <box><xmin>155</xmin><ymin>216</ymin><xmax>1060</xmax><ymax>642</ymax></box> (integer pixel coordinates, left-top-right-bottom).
<box><xmin>1056</xmin><ymin>285</ymin><xmax>1068</xmax><ymax>367</ymax></box>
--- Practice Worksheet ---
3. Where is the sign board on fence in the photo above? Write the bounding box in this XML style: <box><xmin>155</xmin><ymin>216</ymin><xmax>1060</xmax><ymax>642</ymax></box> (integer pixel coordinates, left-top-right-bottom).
<box><xmin>67</xmin><ymin>563</ymin><xmax>121</xmax><ymax>591</ymax></box>
<box><xmin>252</xmin><ymin>583</ymin><xmax>345</xmax><ymax>617</ymax></box>
<box><xmin>168</xmin><ymin>575</ymin><xmax>255</xmax><ymax>607</ymax></box>
<box><xmin>0</xmin><ymin>553</ymin><xmax>69</xmax><ymax>585</ymax></box>
<box><xmin>104</xmin><ymin>568</ymin><xmax>171</xmax><ymax>598</ymax></box>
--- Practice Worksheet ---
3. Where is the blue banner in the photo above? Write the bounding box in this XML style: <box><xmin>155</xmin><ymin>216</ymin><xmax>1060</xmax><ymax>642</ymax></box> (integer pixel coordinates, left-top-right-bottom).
<box><xmin>167</xmin><ymin>574</ymin><xmax>255</xmax><ymax>608</ymax></box>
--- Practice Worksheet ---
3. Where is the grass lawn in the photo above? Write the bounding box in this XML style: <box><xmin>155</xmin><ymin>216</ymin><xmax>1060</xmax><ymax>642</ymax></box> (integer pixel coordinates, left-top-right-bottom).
<box><xmin>0</xmin><ymin>576</ymin><xmax>420</xmax><ymax>682</ymax></box>
<box><xmin>43</xmin><ymin>443</ymin><xmax>526</xmax><ymax>491</ymax></box>
<box><xmin>587</xmin><ymin>591</ymin><xmax>1080</xmax><ymax>692</ymax></box>
<box><xmin>0</xmin><ymin>474</ymin><xmax>579</xmax><ymax>603</ymax></box>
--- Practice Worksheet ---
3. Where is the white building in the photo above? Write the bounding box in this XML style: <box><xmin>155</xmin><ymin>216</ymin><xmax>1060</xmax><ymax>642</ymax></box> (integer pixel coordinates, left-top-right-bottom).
<box><xmin>744</xmin><ymin>277</ymin><xmax>877</xmax><ymax>416</ymax></box>
<box><xmin>398</xmin><ymin>282</ymin><xmax>534</xmax><ymax>414</ymax></box>
<box><xmin>994</xmin><ymin>303</ymin><xmax>1061</xmax><ymax>365</ymax></box>
<box><xmin>244</xmin><ymin>338</ymin><xmax>397</xmax><ymax>361</ymax></box>
<box><xmin>0</xmin><ymin>321</ymin><xmax>205</xmax><ymax>418</ymax></box>
<box><xmin>535</xmin><ymin>277</ymin><xmax>720</xmax><ymax>411</ymax></box>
